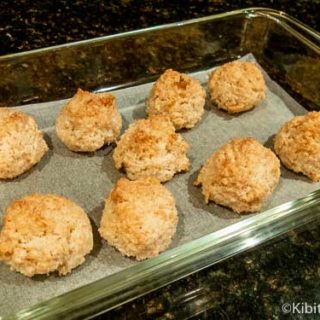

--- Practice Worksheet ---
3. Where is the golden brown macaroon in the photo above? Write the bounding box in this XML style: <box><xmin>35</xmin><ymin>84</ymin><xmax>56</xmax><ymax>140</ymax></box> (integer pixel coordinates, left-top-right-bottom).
<box><xmin>0</xmin><ymin>108</ymin><xmax>48</xmax><ymax>179</ymax></box>
<box><xmin>56</xmin><ymin>89</ymin><xmax>122</xmax><ymax>152</ymax></box>
<box><xmin>274</xmin><ymin>111</ymin><xmax>320</xmax><ymax>182</ymax></box>
<box><xmin>208</xmin><ymin>61</ymin><xmax>266</xmax><ymax>113</ymax></box>
<box><xmin>99</xmin><ymin>177</ymin><xmax>178</xmax><ymax>260</ymax></box>
<box><xmin>146</xmin><ymin>69</ymin><xmax>206</xmax><ymax>129</ymax></box>
<box><xmin>0</xmin><ymin>194</ymin><xmax>93</xmax><ymax>277</ymax></box>
<box><xmin>113</xmin><ymin>115</ymin><xmax>190</xmax><ymax>182</ymax></box>
<box><xmin>194</xmin><ymin>137</ymin><xmax>280</xmax><ymax>213</ymax></box>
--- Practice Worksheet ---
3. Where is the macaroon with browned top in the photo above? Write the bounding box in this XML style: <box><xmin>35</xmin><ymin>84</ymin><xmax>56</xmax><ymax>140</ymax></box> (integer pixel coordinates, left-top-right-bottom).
<box><xmin>56</xmin><ymin>89</ymin><xmax>122</xmax><ymax>152</ymax></box>
<box><xmin>146</xmin><ymin>69</ymin><xmax>206</xmax><ymax>129</ymax></box>
<box><xmin>99</xmin><ymin>177</ymin><xmax>178</xmax><ymax>260</ymax></box>
<box><xmin>274</xmin><ymin>111</ymin><xmax>320</xmax><ymax>182</ymax></box>
<box><xmin>0</xmin><ymin>193</ymin><xmax>93</xmax><ymax>277</ymax></box>
<box><xmin>113</xmin><ymin>115</ymin><xmax>190</xmax><ymax>182</ymax></box>
<box><xmin>0</xmin><ymin>108</ymin><xmax>48</xmax><ymax>179</ymax></box>
<box><xmin>208</xmin><ymin>61</ymin><xmax>266</xmax><ymax>113</ymax></box>
<box><xmin>194</xmin><ymin>137</ymin><xmax>280</xmax><ymax>213</ymax></box>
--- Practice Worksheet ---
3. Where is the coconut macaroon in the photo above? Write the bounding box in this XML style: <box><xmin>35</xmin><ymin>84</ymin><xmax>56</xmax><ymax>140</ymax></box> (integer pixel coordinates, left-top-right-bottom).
<box><xmin>194</xmin><ymin>137</ymin><xmax>280</xmax><ymax>213</ymax></box>
<box><xmin>274</xmin><ymin>112</ymin><xmax>320</xmax><ymax>182</ymax></box>
<box><xmin>208</xmin><ymin>61</ymin><xmax>266</xmax><ymax>113</ymax></box>
<box><xmin>0</xmin><ymin>108</ymin><xmax>48</xmax><ymax>179</ymax></box>
<box><xmin>0</xmin><ymin>194</ymin><xmax>93</xmax><ymax>277</ymax></box>
<box><xmin>146</xmin><ymin>69</ymin><xmax>206</xmax><ymax>129</ymax></box>
<box><xmin>99</xmin><ymin>177</ymin><xmax>178</xmax><ymax>260</ymax></box>
<box><xmin>56</xmin><ymin>89</ymin><xmax>122</xmax><ymax>152</ymax></box>
<box><xmin>113</xmin><ymin>115</ymin><xmax>190</xmax><ymax>182</ymax></box>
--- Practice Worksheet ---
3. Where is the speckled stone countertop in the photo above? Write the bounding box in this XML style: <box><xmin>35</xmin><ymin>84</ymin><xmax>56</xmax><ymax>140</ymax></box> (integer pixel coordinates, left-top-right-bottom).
<box><xmin>0</xmin><ymin>0</ymin><xmax>319</xmax><ymax>56</ymax></box>
<box><xmin>1</xmin><ymin>1</ymin><xmax>320</xmax><ymax>319</ymax></box>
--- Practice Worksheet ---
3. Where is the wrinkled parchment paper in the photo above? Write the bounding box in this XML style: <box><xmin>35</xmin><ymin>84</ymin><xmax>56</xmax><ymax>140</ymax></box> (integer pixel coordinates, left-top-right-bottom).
<box><xmin>0</xmin><ymin>54</ymin><xmax>318</xmax><ymax>317</ymax></box>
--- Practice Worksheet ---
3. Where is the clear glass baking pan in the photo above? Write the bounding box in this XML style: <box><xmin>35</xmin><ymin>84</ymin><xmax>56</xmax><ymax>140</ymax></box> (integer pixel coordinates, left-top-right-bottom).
<box><xmin>1</xmin><ymin>7</ymin><xmax>319</xmax><ymax>320</ymax></box>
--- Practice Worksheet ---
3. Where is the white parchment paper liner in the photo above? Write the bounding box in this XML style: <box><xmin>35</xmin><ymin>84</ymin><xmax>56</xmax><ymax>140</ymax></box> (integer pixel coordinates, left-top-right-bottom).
<box><xmin>0</xmin><ymin>54</ymin><xmax>316</xmax><ymax>316</ymax></box>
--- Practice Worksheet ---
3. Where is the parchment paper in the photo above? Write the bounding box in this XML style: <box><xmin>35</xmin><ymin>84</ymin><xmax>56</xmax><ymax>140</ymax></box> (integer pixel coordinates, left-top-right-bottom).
<box><xmin>0</xmin><ymin>54</ymin><xmax>318</xmax><ymax>317</ymax></box>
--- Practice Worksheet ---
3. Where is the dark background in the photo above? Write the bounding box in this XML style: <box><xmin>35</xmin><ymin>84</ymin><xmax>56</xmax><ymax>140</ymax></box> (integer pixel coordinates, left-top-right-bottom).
<box><xmin>0</xmin><ymin>0</ymin><xmax>319</xmax><ymax>56</ymax></box>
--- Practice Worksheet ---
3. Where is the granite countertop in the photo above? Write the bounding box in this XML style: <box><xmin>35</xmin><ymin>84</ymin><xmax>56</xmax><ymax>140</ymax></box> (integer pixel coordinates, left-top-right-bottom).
<box><xmin>0</xmin><ymin>0</ymin><xmax>319</xmax><ymax>56</ymax></box>
<box><xmin>1</xmin><ymin>1</ymin><xmax>320</xmax><ymax>319</ymax></box>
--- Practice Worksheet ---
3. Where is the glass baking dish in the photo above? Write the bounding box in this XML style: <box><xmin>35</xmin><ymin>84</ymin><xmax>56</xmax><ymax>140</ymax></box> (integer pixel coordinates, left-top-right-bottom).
<box><xmin>1</xmin><ymin>7</ymin><xmax>319</xmax><ymax>320</ymax></box>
